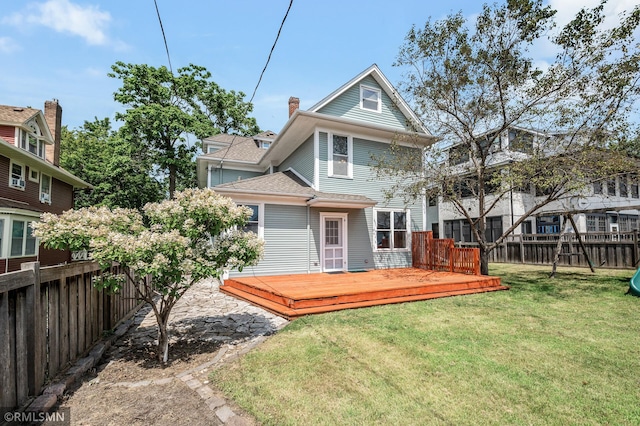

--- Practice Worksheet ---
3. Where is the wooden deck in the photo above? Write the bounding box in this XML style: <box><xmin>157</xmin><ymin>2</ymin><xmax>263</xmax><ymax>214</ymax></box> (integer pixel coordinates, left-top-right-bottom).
<box><xmin>220</xmin><ymin>268</ymin><xmax>507</xmax><ymax>319</ymax></box>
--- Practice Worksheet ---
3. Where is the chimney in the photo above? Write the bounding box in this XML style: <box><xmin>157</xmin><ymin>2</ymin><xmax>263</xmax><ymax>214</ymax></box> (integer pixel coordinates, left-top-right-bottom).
<box><xmin>44</xmin><ymin>99</ymin><xmax>62</xmax><ymax>166</ymax></box>
<box><xmin>288</xmin><ymin>96</ymin><xmax>299</xmax><ymax>118</ymax></box>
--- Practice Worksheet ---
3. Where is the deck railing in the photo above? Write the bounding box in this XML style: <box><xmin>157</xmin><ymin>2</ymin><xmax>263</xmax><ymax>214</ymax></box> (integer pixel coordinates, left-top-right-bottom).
<box><xmin>412</xmin><ymin>231</ymin><xmax>481</xmax><ymax>275</ymax></box>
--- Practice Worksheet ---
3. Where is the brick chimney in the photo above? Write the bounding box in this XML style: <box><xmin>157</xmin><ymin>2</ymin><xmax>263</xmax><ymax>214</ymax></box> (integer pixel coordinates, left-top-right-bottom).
<box><xmin>288</xmin><ymin>96</ymin><xmax>299</xmax><ymax>118</ymax></box>
<box><xmin>44</xmin><ymin>99</ymin><xmax>62</xmax><ymax>166</ymax></box>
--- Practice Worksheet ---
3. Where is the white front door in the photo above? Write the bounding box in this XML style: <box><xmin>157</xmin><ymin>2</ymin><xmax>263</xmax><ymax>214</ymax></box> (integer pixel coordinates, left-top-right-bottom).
<box><xmin>321</xmin><ymin>213</ymin><xmax>348</xmax><ymax>272</ymax></box>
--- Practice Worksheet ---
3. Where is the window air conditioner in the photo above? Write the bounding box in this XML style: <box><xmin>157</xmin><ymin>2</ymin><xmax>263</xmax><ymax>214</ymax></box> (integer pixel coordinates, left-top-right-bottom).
<box><xmin>11</xmin><ymin>177</ymin><xmax>25</xmax><ymax>188</ymax></box>
<box><xmin>40</xmin><ymin>193</ymin><xmax>51</xmax><ymax>203</ymax></box>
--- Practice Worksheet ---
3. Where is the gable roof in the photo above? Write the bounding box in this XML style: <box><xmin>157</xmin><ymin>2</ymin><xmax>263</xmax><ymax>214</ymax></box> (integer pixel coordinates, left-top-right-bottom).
<box><xmin>308</xmin><ymin>64</ymin><xmax>430</xmax><ymax>135</ymax></box>
<box><xmin>0</xmin><ymin>105</ymin><xmax>40</xmax><ymax>125</ymax></box>
<box><xmin>0</xmin><ymin>105</ymin><xmax>55</xmax><ymax>143</ymax></box>
<box><xmin>214</xmin><ymin>170</ymin><xmax>376</xmax><ymax>208</ymax></box>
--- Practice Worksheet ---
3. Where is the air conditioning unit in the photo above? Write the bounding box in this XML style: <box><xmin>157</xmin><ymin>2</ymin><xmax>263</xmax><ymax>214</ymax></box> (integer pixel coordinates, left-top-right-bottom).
<box><xmin>11</xmin><ymin>177</ymin><xmax>25</xmax><ymax>188</ymax></box>
<box><xmin>40</xmin><ymin>193</ymin><xmax>51</xmax><ymax>203</ymax></box>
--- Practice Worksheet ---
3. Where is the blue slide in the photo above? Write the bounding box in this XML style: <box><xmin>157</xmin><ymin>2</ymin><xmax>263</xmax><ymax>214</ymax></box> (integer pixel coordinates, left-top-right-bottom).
<box><xmin>630</xmin><ymin>267</ymin><xmax>640</xmax><ymax>297</ymax></box>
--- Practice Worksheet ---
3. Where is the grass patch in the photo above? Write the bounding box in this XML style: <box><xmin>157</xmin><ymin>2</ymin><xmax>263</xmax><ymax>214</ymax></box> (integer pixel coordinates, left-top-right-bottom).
<box><xmin>212</xmin><ymin>264</ymin><xmax>640</xmax><ymax>425</ymax></box>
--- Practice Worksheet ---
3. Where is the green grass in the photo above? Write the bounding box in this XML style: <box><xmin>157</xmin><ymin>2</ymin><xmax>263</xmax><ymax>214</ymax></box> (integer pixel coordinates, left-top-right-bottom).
<box><xmin>212</xmin><ymin>264</ymin><xmax>640</xmax><ymax>425</ymax></box>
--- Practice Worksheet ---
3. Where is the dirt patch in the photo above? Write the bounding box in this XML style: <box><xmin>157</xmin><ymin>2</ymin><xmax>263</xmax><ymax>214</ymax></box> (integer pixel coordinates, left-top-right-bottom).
<box><xmin>55</xmin><ymin>337</ymin><xmax>257</xmax><ymax>425</ymax></box>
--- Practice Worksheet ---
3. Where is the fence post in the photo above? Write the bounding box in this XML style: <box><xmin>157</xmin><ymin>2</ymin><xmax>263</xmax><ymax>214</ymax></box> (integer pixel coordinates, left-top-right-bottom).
<box><xmin>21</xmin><ymin>261</ymin><xmax>44</xmax><ymax>396</ymax></box>
<box><xmin>449</xmin><ymin>240</ymin><xmax>454</xmax><ymax>273</ymax></box>
<box><xmin>634</xmin><ymin>232</ymin><xmax>639</xmax><ymax>267</ymax></box>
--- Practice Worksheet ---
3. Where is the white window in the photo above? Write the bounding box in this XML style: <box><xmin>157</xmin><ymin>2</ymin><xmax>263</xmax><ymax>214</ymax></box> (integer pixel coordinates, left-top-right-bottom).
<box><xmin>260</xmin><ymin>141</ymin><xmax>271</xmax><ymax>149</ymax></box>
<box><xmin>10</xmin><ymin>220</ymin><xmax>37</xmax><ymax>257</ymax></box>
<box><xmin>328</xmin><ymin>133</ymin><xmax>353</xmax><ymax>178</ymax></box>
<box><xmin>9</xmin><ymin>161</ymin><xmax>25</xmax><ymax>189</ymax></box>
<box><xmin>360</xmin><ymin>85</ymin><xmax>381</xmax><ymax>112</ymax></box>
<box><xmin>238</xmin><ymin>204</ymin><xmax>263</xmax><ymax>237</ymax></box>
<box><xmin>40</xmin><ymin>174</ymin><xmax>52</xmax><ymax>204</ymax></box>
<box><xmin>29</xmin><ymin>168</ymin><xmax>40</xmax><ymax>183</ymax></box>
<box><xmin>18</xmin><ymin>121</ymin><xmax>47</xmax><ymax>159</ymax></box>
<box><xmin>375</xmin><ymin>209</ymin><xmax>409</xmax><ymax>251</ymax></box>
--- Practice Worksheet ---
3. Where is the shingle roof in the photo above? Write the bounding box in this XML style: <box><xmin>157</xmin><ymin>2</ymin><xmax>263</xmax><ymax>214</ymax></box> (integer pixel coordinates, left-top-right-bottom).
<box><xmin>202</xmin><ymin>131</ymin><xmax>277</xmax><ymax>163</ymax></box>
<box><xmin>215</xmin><ymin>170</ymin><xmax>314</xmax><ymax>195</ymax></box>
<box><xmin>214</xmin><ymin>171</ymin><xmax>376</xmax><ymax>206</ymax></box>
<box><xmin>203</xmin><ymin>136</ymin><xmax>266</xmax><ymax>163</ymax></box>
<box><xmin>0</xmin><ymin>105</ymin><xmax>40</xmax><ymax>125</ymax></box>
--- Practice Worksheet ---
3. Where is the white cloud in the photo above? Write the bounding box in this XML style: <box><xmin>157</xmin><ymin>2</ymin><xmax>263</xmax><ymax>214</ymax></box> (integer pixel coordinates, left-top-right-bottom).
<box><xmin>5</xmin><ymin>0</ymin><xmax>112</xmax><ymax>46</ymax></box>
<box><xmin>0</xmin><ymin>37</ymin><xmax>20</xmax><ymax>53</ymax></box>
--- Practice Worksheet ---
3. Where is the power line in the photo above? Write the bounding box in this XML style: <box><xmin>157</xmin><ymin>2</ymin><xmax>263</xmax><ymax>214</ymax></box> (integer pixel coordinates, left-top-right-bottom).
<box><xmin>154</xmin><ymin>0</ymin><xmax>174</xmax><ymax>75</ymax></box>
<box><xmin>249</xmin><ymin>0</ymin><xmax>294</xmax><ymax>103</ymax></box>
<box><xmin>214</xmin><ymin>0</ymin><xmax>294</xmax><ymax>168</ymax></box>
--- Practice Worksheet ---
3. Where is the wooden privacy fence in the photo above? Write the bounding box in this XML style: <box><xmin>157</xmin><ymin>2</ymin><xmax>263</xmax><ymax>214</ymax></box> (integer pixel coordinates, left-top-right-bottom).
<box><xmin>0</xmin><ymin>261</ymin><xmax>141</xmax><ymax>411</ymax></box>
<box><xmin>412</xmin><ymin>231</ymin><xmax>481</xmax><ymax>275</ymax></box>
<box><xmin>458</xmin><ymin>232</ymin><xmax>640</xmax><ymax>269</ymax></box>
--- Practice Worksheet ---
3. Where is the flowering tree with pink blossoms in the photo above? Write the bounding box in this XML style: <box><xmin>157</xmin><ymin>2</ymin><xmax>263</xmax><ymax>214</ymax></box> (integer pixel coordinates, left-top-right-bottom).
<box><xmin>33</xmin><ymin>188</ymin><xmax>264</xmax><ymax>363</ymax></box>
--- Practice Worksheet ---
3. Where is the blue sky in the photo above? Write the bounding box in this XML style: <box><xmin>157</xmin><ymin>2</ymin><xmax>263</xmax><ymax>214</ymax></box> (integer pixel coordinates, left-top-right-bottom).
<box><xmin>0</xmin><ymin>0</ymin><xmax>635</xmax><ymax>134</ymax></box>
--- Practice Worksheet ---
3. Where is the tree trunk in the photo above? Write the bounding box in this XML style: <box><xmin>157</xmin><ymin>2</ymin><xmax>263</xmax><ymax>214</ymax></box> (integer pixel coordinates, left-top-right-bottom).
<box><xmin>549</xmin><ymin>216</ymin><xmax>569</xmax><ymax>278</ymax></box>
<box><xmin>156</xmin><ymin>311</ymin><xmax>171</xmax><ymax>364</ymax></box>
<box><xmin>168</xmin><ymin>164</ymin><xmax>177</xmax><ymax>199</ymax></box>
<box><xmin>480</xmin><ymin>246</ymin><xmax>490</xmax><ymax>276</ymax></box>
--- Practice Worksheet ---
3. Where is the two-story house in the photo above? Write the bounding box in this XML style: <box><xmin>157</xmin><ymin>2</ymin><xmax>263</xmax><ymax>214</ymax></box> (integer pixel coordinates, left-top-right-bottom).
<box><xmin>0</xmin><ymin>100</ymin><xmax>91</xmax><ymax>272</ymax></box>
<box><xmin>197</xmin><ymin>65</ymin><xmax>436</xmax><ymax>277</ymax></box>
<box><xmin>428</xmin><ymin>127</ymin><xmax>640</xmax><ymax>243</ymax></box>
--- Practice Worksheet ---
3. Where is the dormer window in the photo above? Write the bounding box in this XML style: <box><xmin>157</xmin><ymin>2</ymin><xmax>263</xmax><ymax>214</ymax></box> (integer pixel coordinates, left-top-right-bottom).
<box><xmin>18</xmin><ymin>120</ymin><xmax>47</xmax><ymax>159</ymax></box>
<box><xmin>360</xmin><ymin>85</ymin><xmax>381</xmax><ymax>112</ymax></box>
<box><xmin>260</xmin><ymin>141</ymin><xmax>271</xmax><ymax>149</ymax></box>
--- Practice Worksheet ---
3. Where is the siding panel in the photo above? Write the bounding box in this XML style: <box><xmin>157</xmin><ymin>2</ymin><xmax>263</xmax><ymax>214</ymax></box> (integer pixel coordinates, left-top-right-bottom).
<box><xmin>210</xmin><ymin>169</ymin><xmax>263</xmax><ymax>187</ymax></box>
<box><xmin>0</xmin><ymin>126</ymin><xmax>15</xmax><ymax>145</ymax></box>
<box><xmin>317</xmin><ymin>76</ymin><xmax>409</xmax><ymax>131</ymax></box>
<box><xmin>278</xmin><ymin>134</ymin><xmax>314</xmax><ymax>184</ymax></box>
<box><xmin>230</xmin><ymin>204</ymin><xmax>319</xmax><ymax>277</ymax></box>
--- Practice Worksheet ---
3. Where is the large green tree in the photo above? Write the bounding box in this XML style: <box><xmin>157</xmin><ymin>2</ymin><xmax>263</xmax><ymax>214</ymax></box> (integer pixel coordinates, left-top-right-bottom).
<box><xmin>109</xmin><ymin>62</ymin><xmax>260</xmax><ymax>197</ymax></box>
<box><xmin>375</xmin><ymin>0</ymin><xmax>640</xmax><ymax>274</ymax></box>
<box><xmin>60</xmin><ymin>118</ymin><xmax>164</xmax><ymax>209</ymax></box>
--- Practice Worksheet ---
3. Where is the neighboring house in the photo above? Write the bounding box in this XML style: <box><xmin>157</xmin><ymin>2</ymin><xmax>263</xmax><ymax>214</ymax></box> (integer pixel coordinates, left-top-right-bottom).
<box><xmin>0</xmin><ymin>100</ymin><xmax>91</xmax><ymax>272</ymax></box>
<box><xmin>427</xmin><ymin>126</ymin><xmax>640</xmax><ymax>242</ymax></box>
<box><xmin>197</xmin><ymin>65</ymin><xmax>436</xmax><ymax>276</ymax></box>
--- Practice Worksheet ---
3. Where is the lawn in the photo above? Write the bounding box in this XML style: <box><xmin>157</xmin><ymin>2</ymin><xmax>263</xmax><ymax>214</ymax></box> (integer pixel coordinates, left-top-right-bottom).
<box><xmin>212</xmin><ymin>264</ymin><xmax>640</xmax><ymax>425</ymax></box>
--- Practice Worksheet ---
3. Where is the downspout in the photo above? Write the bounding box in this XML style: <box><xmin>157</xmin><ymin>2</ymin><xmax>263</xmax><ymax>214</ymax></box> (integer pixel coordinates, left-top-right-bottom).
<box><xmin>307</xmin><ymin>205</ymin><xmax>311</xmax><ymax>273</ymax></box>
<box><xmin>207</xmin><ymin>164</ymin><xmax>212</xmax><ymax>188</ymax></box>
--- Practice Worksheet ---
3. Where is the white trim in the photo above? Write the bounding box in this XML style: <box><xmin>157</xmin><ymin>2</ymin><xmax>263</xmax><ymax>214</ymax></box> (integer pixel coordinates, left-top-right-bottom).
<box><xmin>373</xmin><ymin>208</ymin><xmax>411</xmax><ymax>252</ymax></box>
<box><xmin>360</xmin><ymin>84</ymin><xmax>381</xmax><ymax>113</ymax></box>
<box><xmin>320</xmin><ymin>212</ymin><xmax>348</xmax><ymax>272</ymax></box>
<box><xmin>284</xmin><ymin>167</ymin><xmax>314</xmax><ymax>188</ymax></box>
<box><xmin>307</xmin><ymin>64</ymin><xmax>431</xmax><ymax>135</ymax></box>
<box><xmin>316</xmin><ymin>125</ymin><xmax>422</xmax><ymax>149</ymax></box>
<box><xmin>422</xmin><ymin>194</ymin><xmax>427</xmax><ymax>231</ymax></box>
<box><xmin>313</xmin><ymin>128</ymin><xmax>320</xmax><ymax>190</ymax></box>
<box><xmin>28</xmin><ymin>167</ymin><xmax>39</xmax><ymax>183</ymax></box>
<box><xmin>7</xmin><ymin>217</ymin><xmax>38</xmax><ymax>259</ymax></box>
<box><xmin>9</xmin><ymin>160</ymin><xmax>26</xmax><ymax>190</ymax></box>
<box><xmin>207</xmin><ymin>164</ymin><xmax>212</xmax><ymax>188</ymax></box>
<box><xmin>39</xmin><ymin>173</ymin><xmax>52</xmax><ymax>204</ymax></box>
<box><xmin>238</xmin><ymin>202</ymin><xmax>264</xmax><ymax>238</ymax></box>
<box><xmin>223</xmin><ymin>193</ymin><xmax>308</xmax><ymax>207</ymax></box>
<box><xmin>327</xmin><ymin>132</ymin><xmax>353</xmax><ymax>179</ymax></box>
